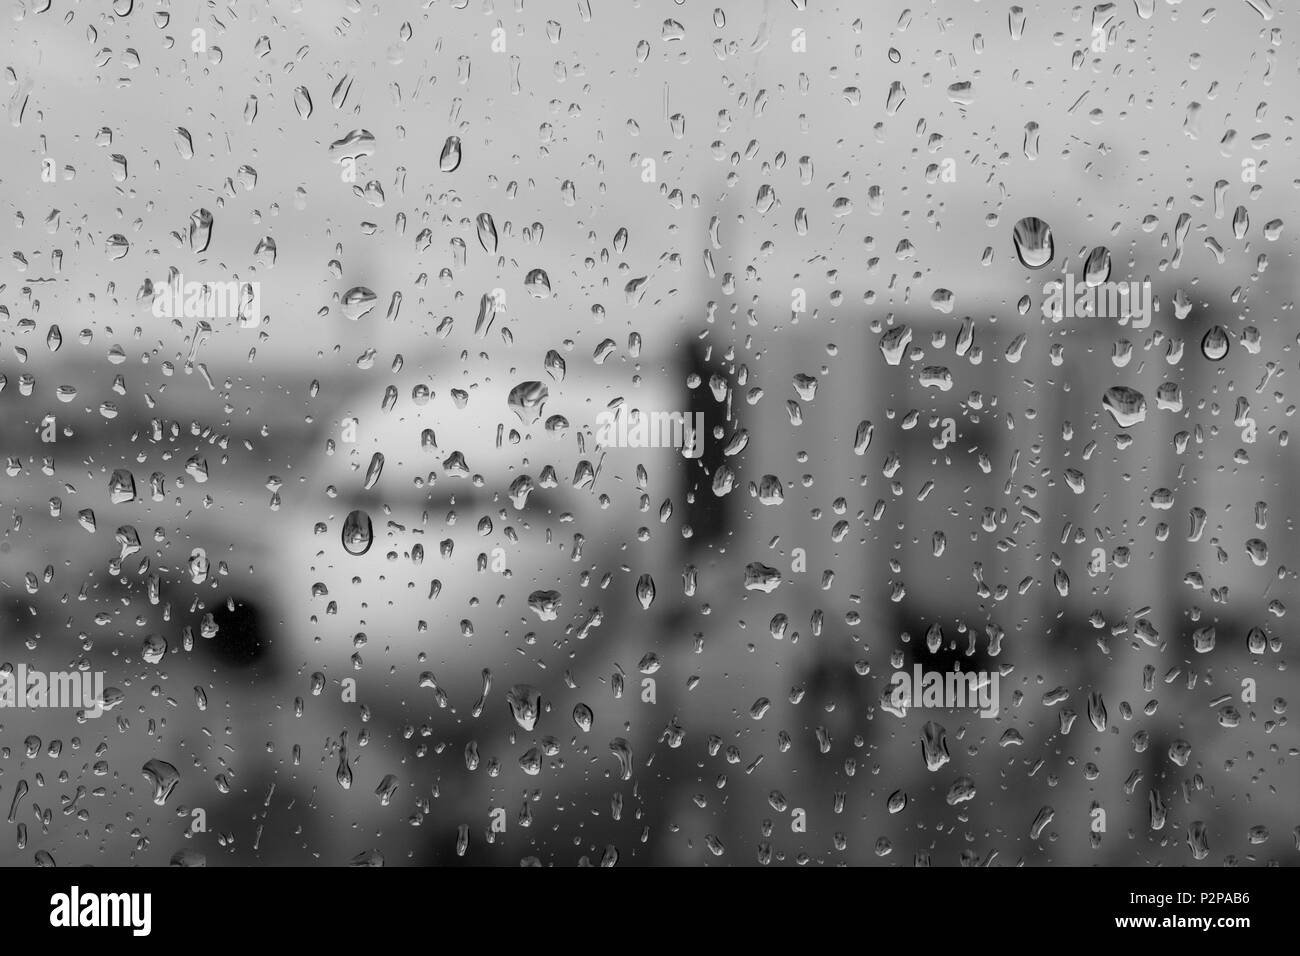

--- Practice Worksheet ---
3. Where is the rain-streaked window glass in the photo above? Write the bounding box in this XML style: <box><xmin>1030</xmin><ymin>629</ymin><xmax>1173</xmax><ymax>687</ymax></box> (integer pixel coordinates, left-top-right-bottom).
<box><xmin>0</xmin><ymin>0</ymin><xmax>1296</xmax><ymax>869</ymax></box>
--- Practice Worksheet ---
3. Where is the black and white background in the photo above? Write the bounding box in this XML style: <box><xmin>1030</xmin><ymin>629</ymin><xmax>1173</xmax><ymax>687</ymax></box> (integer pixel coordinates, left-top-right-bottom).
<box><xmin>0</xmin><ymin>0</ymin><xmax>1296</xmax><ymax>881</ymax></box>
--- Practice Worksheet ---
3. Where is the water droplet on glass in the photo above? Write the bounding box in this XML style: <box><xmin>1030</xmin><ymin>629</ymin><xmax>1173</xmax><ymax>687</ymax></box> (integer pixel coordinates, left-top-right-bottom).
<box><xmin>141</xmin><ymin>759</ymin><xmax>180</xmax><ymax>806</ymax></box>
<box><xmin>1011</xmin><ymin>217</ymin><xmax>1054</xmax><ymax>269</ymax></box>
<box><xmin>573</xmin><ymin>703</ymin><xmax>594</xmax><ymax>732</ymax></box>
<box><xmin>1201</xmin><ymin>325</ymin><xmax>1230</xmax><ymax>361</ymax></box>
<box><xmin>439</xmin><ymin>135</ymin><xmax>462</xmax><ymax>172</ymax></box>
<box><xmin>476</xmin><ymin>212</ymin><xmax>498</xmax><ymax>253</ymax></box>
<box><xmin>108</xmin><ymin>468</ymin><xmax>137</xmax><ymax>504</ymax></box>
<box><xmin>341</xmin><ymin>509</ymin><xmax>374</xmax><ymax>556</ymax></box>
<box><xmin>188</xmin><ymin>208</ymin><xmax>213</xmax><ymax>253</ymax></box>
<box><xmin>1082</xmin><ymin>246</ymin><xmax>1112</xmax><ymax>287</ymax></box>
<box><xmin>506</xmin><ymin>684</ymin><xmax>542</xmax><ymax>731</ymax></box>
<box><xmin>609</xmin><ymin>737</ymin><xmax>633</xmax><ymax>780</ymax></box>
<box><xmin>635</xmin><ymin>573</ymin><xmax>656</xmax><ymax>609</ymax></box>
<box><xmin>507</xmin><ymin>381</ymin><xmax>549</xmax><ymax>425</ymax></box>
<box><xmin>293</xmin><ymin>86</ymin><xmax>313</xmax><ymax>119</ymax></box>
<box><xmin>363</xmin><ymin>452</ymin><xmax>384</xmax><ymax>490</ymax></box>
<box><xmin>1101</xmin><ymin>386</ymin><xmax>1147</xmax><ymax>428</ymax></box>
<box><xmin>920</xmin><ymin>722</ymin><xmax>950</xmax><ymax>771</ymax></box>
<box><xmin>340</xmin><ymin>287</ymin><xmax>377</xmax><ymax>320</ymax></box>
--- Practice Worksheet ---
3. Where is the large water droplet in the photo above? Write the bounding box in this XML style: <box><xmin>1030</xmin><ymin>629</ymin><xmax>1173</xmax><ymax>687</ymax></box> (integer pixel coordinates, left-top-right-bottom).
<box><xmin>572</xmin><ymin>703</ymin><xmax>594</xmax><ymax>732</ymax></box>
<box><xmin>506</xmin><ymin>684</ymin><xmax>542</xmax><ymax>731</ymax></box>
<box><xmin>525</xmin><ymin>268</ymin><xmax>551</xmax><ymax>298</ymax></box>
<box><xmin>362</xmin><ymin>452</ymin><xmax>384</xmax><ymax>490</ymax></box>
<box><xmin>341</xmin><ymin>509</ymin><xmax>373</xmax><ymax>556</ymax></box>
<box><xmin>635</xmin><ymin>573</ymin><xmax>656</xmax><ymax>609</ymax></box>
<box><xmin>507</xmin><ymin>381</ymin><xmax>549</xmax><ymax>425</ymax></box>
<box><xmin>1101</xmin><ymin>386</ymin><xmax>1147</xmax><ymax>428</ymax></box>
<box><xmin>609</xmin><ymin>737</ymin><xmax>634</xmax><ymax>780</ymax></box>
<box><xmin>1011</xmin><ymin>217</ymin><xmax>1054</xmax><ymax>269</ymax></box>
<box><xmin>340</xmin><ymin>287</ymin><xmax>377</xmax><ymax>320</ymax></box>
<box><xmin>1082</xmin><ymin>246</ymin><xmax>1112</xmax><ymax>287</ymax></box>
<box><xmin>920</xmin><ymin>721</ymin><xmax>950</xmax><ymax>771</ymax></box>
<box><xmin>743</xmin><ymin>562</ymin><xmax>782</xmax><ymax>593</ymax></box>
<box><xmin>527</xmin><ymin>589</ymin><xmax>561</xmax><ymax>621</ymax></box>
<box><xmin>108</xmin><ymin>468</ymin><xmax>137</xmax><ymax>504</ymax></box>
<box><xmin>188</xmin><ymin>208</ymin><xmax>213</xmax><ymax>253</ymax></box>
<box><xmin>293</xmin><ymin>86</ymin><xmax>313</xmax><ymax>119</ymax></box>
<box><xmin>1201</xmin><ymin>325</ymin><xmax>1230</xmax><ymax>361</ymax></box>
<box><xmin>476</xmin><ymin>212</ymin><xmax>498</xmax><ymax>253</ymax></box>
<box><xmin>141</xmin><ymin>759</ymin><xmax>180</xmax><ymax>806</ymax></box>
<box><xmin>439</xmin><ymin>135</ymin><xmax>462</xmax><ymax>172</ymax></box>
